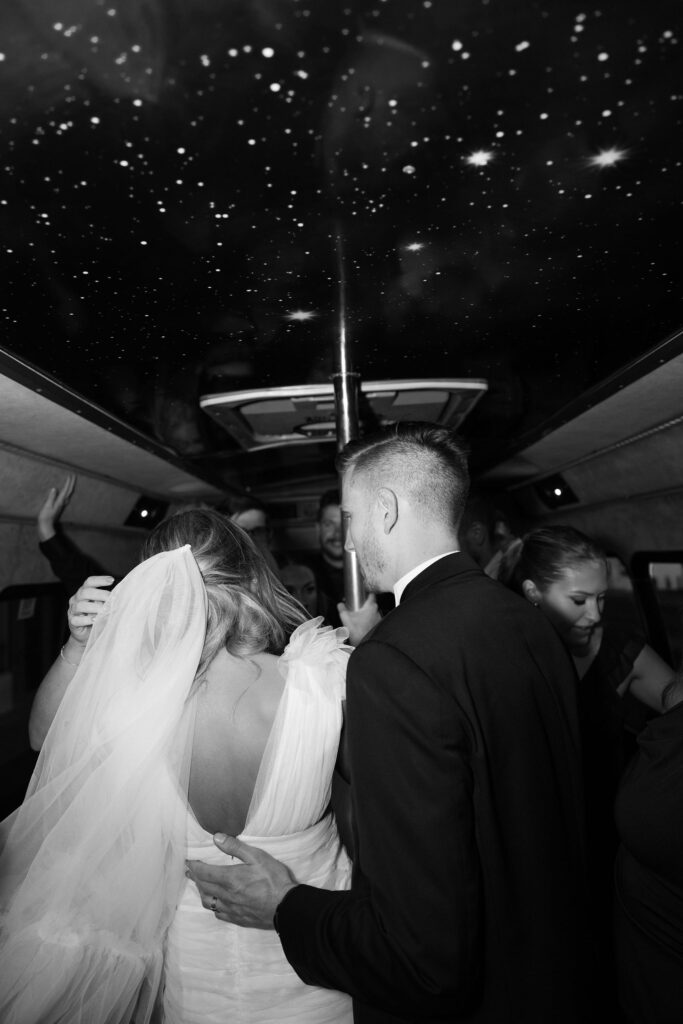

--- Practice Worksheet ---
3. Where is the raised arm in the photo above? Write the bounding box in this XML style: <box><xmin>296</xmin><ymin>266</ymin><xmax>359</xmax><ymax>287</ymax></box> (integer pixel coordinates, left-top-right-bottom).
<box><xmin>28</xmin><ymin>576</ymin><xmax>114</xmax><ymax>750</ymax></box>
<box><xmin>37</xmin><ymin>475</ymin><xmax>109</xmax><ymax>595</ymax></box>
<box><xmin>37</xmin><ymin>474</ymin><xmax>76</xmax><ymax>543</ymax></box>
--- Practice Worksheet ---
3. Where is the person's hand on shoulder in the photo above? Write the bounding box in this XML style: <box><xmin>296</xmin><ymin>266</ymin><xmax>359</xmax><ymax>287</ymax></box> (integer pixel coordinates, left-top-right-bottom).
<box><xmin>37</xmin><ymin>474</ymin><xmax>76</xmax><ymax>542</ymax></box>
<box><xmin>68</xmin><ymin>575</ymin><xmax>115</xmax><ymax>646</ymax></box>
<box><xmin>338</xmin><ymin>592</ymin><xmax>382</xmax><ymax>647</ymax></box>
<box><xmin>30</xmin><ymin>574</ymin><xmax>115</xmax><ymax>750</ymax></box>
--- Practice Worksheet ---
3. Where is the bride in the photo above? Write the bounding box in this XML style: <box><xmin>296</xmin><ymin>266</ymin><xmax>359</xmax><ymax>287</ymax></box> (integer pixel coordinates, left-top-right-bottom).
<box><xmin>0</xmin><ymin>509</ymin><xmax>353</xmax><ymax>1023</ymax></box>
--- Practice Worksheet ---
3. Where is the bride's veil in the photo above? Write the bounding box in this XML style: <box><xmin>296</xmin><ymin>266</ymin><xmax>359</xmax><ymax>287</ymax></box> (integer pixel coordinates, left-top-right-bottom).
<box><xmin>0</xmin><ymin>544</ymin><xmax>207</xmax><ymax>1024</ymax></box>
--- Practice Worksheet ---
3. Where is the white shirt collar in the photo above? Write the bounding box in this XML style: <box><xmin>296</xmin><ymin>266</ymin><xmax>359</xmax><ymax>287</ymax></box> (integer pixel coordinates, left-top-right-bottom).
<box><xmin>393</xmin><ymin>550</ymin><xmax>459</xmax><ymax>606</ymax></box>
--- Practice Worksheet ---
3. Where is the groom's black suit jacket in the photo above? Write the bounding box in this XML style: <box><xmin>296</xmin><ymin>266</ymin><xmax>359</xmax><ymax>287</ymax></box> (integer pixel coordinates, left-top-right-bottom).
<box><xmin>278</xmin><ymin>553</ymin><xmax>594</xmax><ymax>1023</ymax></box>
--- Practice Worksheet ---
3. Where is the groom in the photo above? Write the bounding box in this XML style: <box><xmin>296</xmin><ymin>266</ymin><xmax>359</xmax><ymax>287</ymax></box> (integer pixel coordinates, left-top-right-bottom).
<box><xmin>188</xmin><ymin>422</ymin><xmax>595</xmax><ymax>1022</ymax></box>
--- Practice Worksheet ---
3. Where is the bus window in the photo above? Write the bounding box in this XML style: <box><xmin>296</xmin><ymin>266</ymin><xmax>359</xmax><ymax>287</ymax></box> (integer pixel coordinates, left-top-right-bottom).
<box><xmin>602</xmin><ymin>556</ymin><xmax>644</xmax><ymax>637</ymax></box>
<box><xmin>646</xmin><ymin>561</ymin><xmax>683</xmax><ymax>670</ymax></box>
<box><xmin>631</xmin><ymin>553</ymin><xmax>683</xmax><ymax>670</ymax></box>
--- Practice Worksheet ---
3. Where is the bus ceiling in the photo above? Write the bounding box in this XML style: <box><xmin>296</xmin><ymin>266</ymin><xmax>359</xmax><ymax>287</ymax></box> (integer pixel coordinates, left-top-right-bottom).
<box><xmin>1</xmin><ymin>1</ymin><xmax>682</xmax><ymax>495</ymax></box>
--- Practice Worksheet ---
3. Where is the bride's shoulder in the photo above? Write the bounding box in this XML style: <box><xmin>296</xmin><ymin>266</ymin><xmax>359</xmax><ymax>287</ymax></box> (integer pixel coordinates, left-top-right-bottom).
<box><xmin>279</xmin><ymin>617</ymin><xmax>351</xmax><ymax>673</ymax></box>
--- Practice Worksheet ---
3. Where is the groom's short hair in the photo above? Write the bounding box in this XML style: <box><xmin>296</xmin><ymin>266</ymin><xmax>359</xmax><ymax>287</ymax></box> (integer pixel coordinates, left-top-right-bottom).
<box><xmin>336</xmin><ymin>422</ymin><xmax>470</xmax><ymax>529</ymax></box>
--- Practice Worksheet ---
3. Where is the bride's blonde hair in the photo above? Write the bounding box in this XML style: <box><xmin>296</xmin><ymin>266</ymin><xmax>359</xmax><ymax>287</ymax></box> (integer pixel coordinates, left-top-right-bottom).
<box><xmin>142</xmin><ymin>508</ymin><xmax>306</xmax><ymax>678</ymax></box>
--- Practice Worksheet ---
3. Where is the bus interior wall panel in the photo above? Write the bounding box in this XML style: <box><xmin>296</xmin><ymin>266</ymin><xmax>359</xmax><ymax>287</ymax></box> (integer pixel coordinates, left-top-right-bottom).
<box><xmin>0</xmin><ymin>444</ymin><xmax>155</xmax><ymax>593</ymax></box>
<box><xmin>558</xmin><ymin>426</ymin><xmax>683</xmax><ymax>509</ymax></box>
<box><xmin>0</xmin><ymin>373</ymin><xmax>227</xmax><ymax>504</ymax></box>
<box><xmin>0</xmin><ymin>522</ymin><xmax>53</xmax><ymax>593</ymax></box>
<box><xmin>0</xmin><ymin>446</ymin><xmax>144</xmax><ymax>526</ymax></box>
<box><xmin>480</xmin><ymin>350</ymin><xmax>683</xmax><ymax>489</ymax></box>
<box><xmin>0</xmin><ymin>520</ymin><xmax>144</xmax><ymax>593</ymax></box>
<box><xmin>526</xmin><ymin>492</ymin><xmax>683</xmax><ymax>564</ymax></box>
<box><xmin>511</xmin><ymin>420</ymin><xmax>683</xmax><ymax>519</ymax></box>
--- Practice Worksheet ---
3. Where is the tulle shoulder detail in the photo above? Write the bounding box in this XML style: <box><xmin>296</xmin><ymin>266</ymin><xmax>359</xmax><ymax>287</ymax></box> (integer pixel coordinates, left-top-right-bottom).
<box><xmin>246</xmin><ymin>618</ymin><xmax>350</xmax><ymax>834</ymax></box>
<box><xmin>278</xmin><ymin>616</ymin><xmax>352</xmax><ymax>671</ymax></box>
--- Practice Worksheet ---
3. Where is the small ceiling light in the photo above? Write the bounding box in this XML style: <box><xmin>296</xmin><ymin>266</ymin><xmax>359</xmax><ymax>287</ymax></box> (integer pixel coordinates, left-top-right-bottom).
<box><xmin>534</xmin><ymin>474</ymin><xmax>579</xmax><ymax>509</ymax></box>
<box><xmin>124</xmin><ymin>495</ymin><xmax>169</xmax><ymax>529</ymax></box>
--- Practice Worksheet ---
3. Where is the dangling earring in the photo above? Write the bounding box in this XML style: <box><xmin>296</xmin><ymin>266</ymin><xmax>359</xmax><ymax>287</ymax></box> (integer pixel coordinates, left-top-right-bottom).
<box><xmin>533</xmin><ymin>601</ymin><xmax>540</xmax><ymax>607</ymax></box>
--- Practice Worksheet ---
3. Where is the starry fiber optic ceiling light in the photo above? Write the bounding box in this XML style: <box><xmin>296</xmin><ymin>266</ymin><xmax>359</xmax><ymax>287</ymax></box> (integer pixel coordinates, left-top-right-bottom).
<box><xmin>200</xmin><ymin>380</ymin><xmax>488</xmax><ymax>452</ymax></box>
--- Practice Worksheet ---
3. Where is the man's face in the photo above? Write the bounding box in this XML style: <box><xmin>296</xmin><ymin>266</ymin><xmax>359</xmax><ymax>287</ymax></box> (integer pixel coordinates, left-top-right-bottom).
<box><xmin>341</xmin><ymin>475</ymin><xmax>387</xmax><ymax>593</ymax></box>
<box><xmin>318</xmin><ymin>502</ymin><xmax>343</xmax><ymax>565</ymax></box>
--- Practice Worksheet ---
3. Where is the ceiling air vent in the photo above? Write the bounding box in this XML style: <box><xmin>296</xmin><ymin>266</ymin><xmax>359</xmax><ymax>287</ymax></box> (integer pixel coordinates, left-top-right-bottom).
<box><xmin>200</xmin><ymin>379</ymin><xmax>488</xmax><ymax>452</ymax></box>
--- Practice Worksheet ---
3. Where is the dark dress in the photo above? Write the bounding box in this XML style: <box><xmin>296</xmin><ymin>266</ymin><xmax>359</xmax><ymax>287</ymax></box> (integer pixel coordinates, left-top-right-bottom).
<box><xmin>576</xmin><ymin>627</ymin><xmax>646</xmax><ymax>1017</ymax></box>
<box><xmin>614</xmin><ymin>701</ymin><xmax>683</xmax><ymax>1024</ymax></box>
<box><xmin>578</xmin><ymin>627</ymin><xmax>645</xmax><ymax>884</ymax></box>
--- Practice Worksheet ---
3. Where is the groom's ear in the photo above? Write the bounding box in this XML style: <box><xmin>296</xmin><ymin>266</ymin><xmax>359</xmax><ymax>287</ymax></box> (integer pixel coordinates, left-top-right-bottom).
<box><xmin>377</xmin><ymin>488</ymin><xmax>398</xmax><ymax>534</ymax></box>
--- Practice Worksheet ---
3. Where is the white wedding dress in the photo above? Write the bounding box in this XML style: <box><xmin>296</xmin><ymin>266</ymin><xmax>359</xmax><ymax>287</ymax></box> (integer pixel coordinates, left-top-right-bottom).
<box><xmin>0</xmin><ymin>547</ymin><xmax>352</xmax><ymax>1024</ymax></box>
<box><xmin>162</xmin><ymin>620</ymin><xmax>354</xmax><ymax>1024</ymax></box>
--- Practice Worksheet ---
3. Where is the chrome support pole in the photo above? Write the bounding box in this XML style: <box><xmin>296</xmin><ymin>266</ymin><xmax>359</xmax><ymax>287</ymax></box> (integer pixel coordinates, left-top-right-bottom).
<box><xmin>332</xmin><ymin>225</ymin><xmax>365</xmax><ymax>610</ymax></box>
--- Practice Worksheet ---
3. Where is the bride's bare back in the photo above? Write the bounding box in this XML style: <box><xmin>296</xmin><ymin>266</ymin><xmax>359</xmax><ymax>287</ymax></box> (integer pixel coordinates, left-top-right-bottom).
<box><xmin>188</xmin><ymin>647</ymin><xmax>285</xmax><ymax>836</ymax></box>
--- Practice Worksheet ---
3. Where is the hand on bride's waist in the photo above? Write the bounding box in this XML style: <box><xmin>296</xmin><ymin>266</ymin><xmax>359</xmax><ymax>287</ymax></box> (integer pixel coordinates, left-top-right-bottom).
<box><xmin>186</xmin><ymin>833</ymin><xmax>298</xmax><ymax>931</ymax></box>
